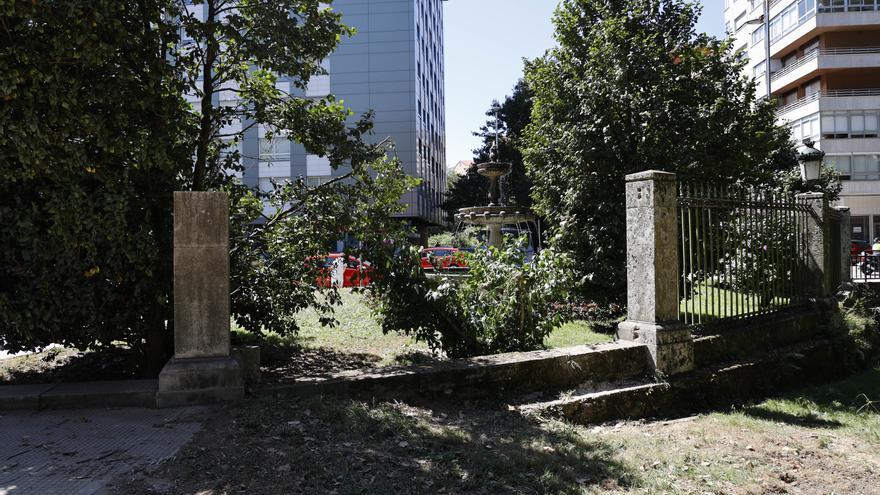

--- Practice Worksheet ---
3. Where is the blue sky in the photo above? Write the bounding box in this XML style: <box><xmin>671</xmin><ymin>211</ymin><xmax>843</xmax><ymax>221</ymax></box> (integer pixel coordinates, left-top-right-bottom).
<box><xmin>442</xmin><ymin>1</ymin><xmax>726</xmax><ymax>167</ymax></box>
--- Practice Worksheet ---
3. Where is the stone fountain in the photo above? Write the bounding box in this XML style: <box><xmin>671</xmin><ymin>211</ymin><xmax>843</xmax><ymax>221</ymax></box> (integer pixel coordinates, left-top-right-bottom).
<box><xmin>453</xmin><ymin>144</ymin><xmax>536</xmax><ymax>249</ymax></box>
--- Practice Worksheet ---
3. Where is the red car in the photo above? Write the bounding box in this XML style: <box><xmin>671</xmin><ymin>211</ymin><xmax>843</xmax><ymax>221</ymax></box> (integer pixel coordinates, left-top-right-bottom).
<box><xmin>311</xmin><ymin>253</ymin><xmax>373</xmax><ymax>287</ymax></box>
<box><xmin>420</xmin><ymin>247</ymin><xmax>468</xmax><ymax>271</ymax></box>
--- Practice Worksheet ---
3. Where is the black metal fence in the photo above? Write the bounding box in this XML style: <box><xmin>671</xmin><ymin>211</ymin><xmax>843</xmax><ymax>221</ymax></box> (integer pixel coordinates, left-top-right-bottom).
<box><xmin>677</xmin><ymin>182</ymin><xmax>815</xmax><ymax>327</ymax></box>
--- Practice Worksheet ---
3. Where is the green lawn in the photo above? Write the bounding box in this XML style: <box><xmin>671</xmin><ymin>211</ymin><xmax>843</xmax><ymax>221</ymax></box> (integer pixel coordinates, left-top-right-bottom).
<box><xmin>234</xmin><ymin>289</ymin><xmax>613</xmax><ymax>372</ymax></box>
<box><xmin>114</xmin><ymin>367</ymin><xmax>880</xmax><ymax>494</ymax></box>
<box><xmin>680</xmin><ymin>282</ymin><xmax>792</xmax><ymax>322</ymax></box>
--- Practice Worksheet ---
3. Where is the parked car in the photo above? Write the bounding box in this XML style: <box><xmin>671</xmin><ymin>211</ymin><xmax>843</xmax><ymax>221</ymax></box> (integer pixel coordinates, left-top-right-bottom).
<box><xmin>420</xmin><ymin>247</ymin><xmax>468</xmax><ymax>271</ymax></box>
<box><xmin>310</xmin><ymin>253</ymin><xmax>372</xmax><ymax>287</ymax></box>
<box><xmin>851</xmin><ymin>240</ymin><xmax>873</xmax><ymax>264</ymax></box>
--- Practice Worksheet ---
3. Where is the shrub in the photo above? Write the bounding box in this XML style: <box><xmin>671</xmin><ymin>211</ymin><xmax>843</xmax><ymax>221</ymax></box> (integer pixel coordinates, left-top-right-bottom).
<box><xmin>839</xmin><ymin>285</ymin><xmax>880</xmax><ymax>365</ymax></box>
<box><xmin>369</xmin><ymin>237</ymin><xmax>574</xmax><ymax>358</ymax></box>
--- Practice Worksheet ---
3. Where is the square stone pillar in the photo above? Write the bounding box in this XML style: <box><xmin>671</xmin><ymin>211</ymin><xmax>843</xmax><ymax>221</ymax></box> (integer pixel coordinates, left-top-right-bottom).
<box><xmin>616</xmin><ymin>171</ymin><xmax>693</xmax><ymax>375</ymax></box>
<box><xmin>157</xmin><ymin>192</ymin><xmax>243</xmax><ymax>407</ymax></box>
<box><xmin>797</xmin><ymin>192</ymin><xmax>832</xmax><ymax>297</ymax></box>
<box><xmin>834</xmin><ymin>206</ymin><xmax>851</xmax><ymax>284</ymax></box>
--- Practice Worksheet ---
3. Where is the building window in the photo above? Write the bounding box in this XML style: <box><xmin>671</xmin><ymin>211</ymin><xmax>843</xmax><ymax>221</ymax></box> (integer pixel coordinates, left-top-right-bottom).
<box><xmin>751</xmin><ymin>26</ymin><xmax>764</xmax><ymax>46</ymax></box>
<box><xmin>822</xmin><ymin>111</ymin><xmax>880</xmax><ymax>139</ymax></box>
<box><xmin>853</xmin><ymin>155</ymin><xmax>880</xmax><ymax>180</ymax></box>
<box><xmin>259</xmin><ymin>138</ymin><xmax>291</xmax><ymax>160</ymax></box>
<box><xmin>770</xmin><ymin>0</ymin><xmax>817</xmax><ymax>43</ymax></box>
<box><xmin>753</xmin><ymin>60</ymin><xmax>766</xmax><ymax>78</ymax></box>
<box><xmin>852</xmin><ymin>215</ymin><xmax>868</xmax><ymax>241</ymax></box>
<box><xmin>306</xmin><ymin>154</ymin><xmax>331</xmax><ymax>176</ymax></box>
<box><xmin>828</xmin><ymin>155</ymin><xmax>851</xmax><ymax>177</ymax></box>
<box><xmin>306</xmin><ymin>175</ymin><xmax>331</xmax><ymax>187</ymax></box>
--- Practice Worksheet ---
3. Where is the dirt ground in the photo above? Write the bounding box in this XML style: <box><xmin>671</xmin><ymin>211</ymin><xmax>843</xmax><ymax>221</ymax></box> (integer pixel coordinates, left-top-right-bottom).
<box><xmin>110</xmin><ymin>369</ymin><xmax>880</xmax><ymax>495</ymax></box>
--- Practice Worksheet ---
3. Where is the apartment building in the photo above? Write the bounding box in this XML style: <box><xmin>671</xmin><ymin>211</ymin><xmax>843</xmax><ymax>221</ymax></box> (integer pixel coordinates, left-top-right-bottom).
<box><xmin>725</xmin><ymin>0</ymin><xmax>880</xmax><ymax>241</ymax></box>
<box><xmin>186</xmin><ymin>0</ymin><xmax>447</xmax><ymax>232</ymax></box>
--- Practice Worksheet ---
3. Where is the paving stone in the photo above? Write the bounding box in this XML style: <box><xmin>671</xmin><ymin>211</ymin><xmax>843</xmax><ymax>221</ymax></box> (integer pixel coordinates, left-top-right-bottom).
<box><xmin>0</xmin><ymin>406</ymin><xmax>204</xmax><ymax>495</ymax></box>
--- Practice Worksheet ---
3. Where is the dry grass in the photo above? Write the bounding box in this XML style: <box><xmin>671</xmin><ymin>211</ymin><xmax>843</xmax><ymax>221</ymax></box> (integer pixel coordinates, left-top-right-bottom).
<box><xmin>112</xmin><ymin>368</ymin><xmax>880</xmax><ymax>494</ymax></box>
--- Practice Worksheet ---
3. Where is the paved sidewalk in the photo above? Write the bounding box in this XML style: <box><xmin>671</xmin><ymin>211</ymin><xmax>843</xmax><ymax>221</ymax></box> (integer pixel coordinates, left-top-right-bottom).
<box><xmin>0</xmin><ymin>406</ymin><xmax>205</xmax><ymax>495</ymax></box>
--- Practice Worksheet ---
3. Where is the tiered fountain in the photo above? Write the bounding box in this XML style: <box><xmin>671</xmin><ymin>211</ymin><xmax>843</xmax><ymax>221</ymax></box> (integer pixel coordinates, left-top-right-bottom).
<box><xmin>453</xmin><ymin>144</ymin><xmax>537</xmax><ymax>249</ymax></box>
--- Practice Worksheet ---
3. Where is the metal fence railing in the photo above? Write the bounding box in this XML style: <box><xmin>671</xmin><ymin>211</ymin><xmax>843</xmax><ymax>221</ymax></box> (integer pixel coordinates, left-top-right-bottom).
<box><xmin>677</xmin><ymin>182</ymin><xmax>815</xmax><ymax>328</ymax></box>
<box><xmin>852</xmin><ymin>254</ymin><xmax>880</xmax><ymax>281</ymax></box>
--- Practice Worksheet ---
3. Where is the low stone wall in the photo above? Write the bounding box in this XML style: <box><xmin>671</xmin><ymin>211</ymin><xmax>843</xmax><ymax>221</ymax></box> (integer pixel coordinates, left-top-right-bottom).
<box><xmin>530</xmin><ymin>334</ymin><xmax>860</xmax><ymax>425</ymax></box>
<box><xmin>256</xmin><ymin>341</ymin><xmax>651</xmax><ymax>401</ymax></box>
<box><xmin>693</xmin><ymin>308</ymin><xmax>829</xmax><ymax>368</ymax></box>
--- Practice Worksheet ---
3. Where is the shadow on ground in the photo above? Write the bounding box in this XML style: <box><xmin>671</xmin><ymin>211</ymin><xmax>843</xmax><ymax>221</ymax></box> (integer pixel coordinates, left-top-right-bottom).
<box><xmin>113</xmin><ymin>396</ymin><xmax>636</xmax><ymax>494</ymax></box>
<box><xmin>259</xmin><ymin>343</ymin><xmax>384</xmax><ymax>381</ymax></box>
<box><xmin>0</xmin><ymin>346</ymin><xmax>143</xmax><ymax>385</ymax></box>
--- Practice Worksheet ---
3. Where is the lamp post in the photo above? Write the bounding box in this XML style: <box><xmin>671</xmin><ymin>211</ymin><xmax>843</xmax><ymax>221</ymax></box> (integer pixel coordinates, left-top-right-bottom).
<box><xmin>797</xmin><ymin>138</ymin><xmax>825</xmax><ymax>185</ymax></box>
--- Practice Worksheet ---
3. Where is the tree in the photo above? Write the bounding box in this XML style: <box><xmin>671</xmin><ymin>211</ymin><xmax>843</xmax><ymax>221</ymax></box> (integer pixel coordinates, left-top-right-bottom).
<box><xmin>173</xmin><ymin>0</ymin><xmax>417</xmax><ymax>337</ymax></box>
<box><xmin>174</xmin><ymin>0</ymin><xmax>368</xmax><ymax>191</ymax></box>
<box><xmin>522</xmin><ymin>0</ymin><xmax>796</xmax><ymax>302</ymax></box>
<box><xmin>0</xmin><ymin>0</ymin><xmax>416</xmax><ymax>372</ymax></box>
<box><xmin>0</xmin><ymin>0</ymin><xmax>194</xmax><ymax>372</ymax></box>
<box><xmin>443</xmin><ymin>81</ymin><xmax>534</xmax><ymax>222</ymax></box>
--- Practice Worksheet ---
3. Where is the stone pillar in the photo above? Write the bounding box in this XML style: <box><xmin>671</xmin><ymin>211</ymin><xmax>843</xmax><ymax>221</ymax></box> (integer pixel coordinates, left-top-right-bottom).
<box><xmin>157</xmin><ymin>192</ymin><xmax>244</xmax><ymax>407</ymax></box>
<box><xmin>616</xmin><ymin>171</ymin><xmax>694</xmax><ymax>375</ymax></box>
<box><xmin>797</xmin><ymin>192</ymin><xmax>832</xmax><ymax>297</ymax></box>
<box><xmin>834</xmin><ymin>206</ymin><xmax>851</xmax><ymax>284</ymax></box>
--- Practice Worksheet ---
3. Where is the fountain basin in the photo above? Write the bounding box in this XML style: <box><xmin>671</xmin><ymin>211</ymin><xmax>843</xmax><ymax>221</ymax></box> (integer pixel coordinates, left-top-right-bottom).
<box><xmin>477</xmin><ymin>161</ymin><xmax>512</xmax><ymax>179</ymax></box>
<box><xmin>454</xmin><ymin>206</ymin><xmax>535</xmax><ymax>226</ymax></box>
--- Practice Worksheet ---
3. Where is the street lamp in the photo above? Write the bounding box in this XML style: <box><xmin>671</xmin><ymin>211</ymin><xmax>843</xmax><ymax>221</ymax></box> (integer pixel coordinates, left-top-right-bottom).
<box><xmin>797</xmin><ymin>138</ymin><xmax>825</xmax><ymax>184</ymax></box>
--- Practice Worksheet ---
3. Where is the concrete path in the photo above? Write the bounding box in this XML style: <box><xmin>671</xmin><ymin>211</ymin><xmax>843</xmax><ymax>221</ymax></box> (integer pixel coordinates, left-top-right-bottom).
<box><xmin>0</xmin><ymin>406</ymin><xmax>205</xmax><ymax>495</ymax></box>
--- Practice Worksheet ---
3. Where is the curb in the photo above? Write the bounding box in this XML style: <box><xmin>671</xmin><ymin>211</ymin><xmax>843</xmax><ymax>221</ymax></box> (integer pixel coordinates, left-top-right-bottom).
<box><xmin>0</xmin><ymin>379</ymin><xmax>158</xmax><ymax>411</ymax></box>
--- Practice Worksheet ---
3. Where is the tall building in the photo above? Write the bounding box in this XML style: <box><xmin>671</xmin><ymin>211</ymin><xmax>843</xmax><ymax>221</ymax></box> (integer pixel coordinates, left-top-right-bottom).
<box><xmin>186</xmin><ymin>0</ymin><xmax>447</xmax><ymax>232</ymax></box>
<box><xmin>725</xmin><ymin>0</ymin><xmax>880</xmax><ymax>241</ymax></box>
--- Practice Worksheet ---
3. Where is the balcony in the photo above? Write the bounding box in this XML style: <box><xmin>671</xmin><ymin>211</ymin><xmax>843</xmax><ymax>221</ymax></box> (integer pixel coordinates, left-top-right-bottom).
<box><xmin>769</xmin><ymin>3</ymin><xmax>880</xmax><ymax>56</ymax></box>
<box><xmin>776</xmin><ymin>88</ymin><xmax>880</xmax><ymax>119</ymax></box>
<box><xmin>770</xmin><ymin>47</ymin><xmax>880</xmax><ymax>92</ymax></box>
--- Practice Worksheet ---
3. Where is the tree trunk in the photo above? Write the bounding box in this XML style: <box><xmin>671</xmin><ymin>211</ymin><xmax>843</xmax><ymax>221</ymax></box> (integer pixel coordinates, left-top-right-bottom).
<box><xmin>192</xmin><ymin>0</ymin><xmax>218</xmax><ymax>191</ymax></box>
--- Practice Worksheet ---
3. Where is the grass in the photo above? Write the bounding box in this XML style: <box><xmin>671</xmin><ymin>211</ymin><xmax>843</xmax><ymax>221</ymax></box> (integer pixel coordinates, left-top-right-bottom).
<box><xmin>680</xmin><ymin>282</ymin><xmax>792</xmax><ymax>321</ymax></box>
<box><xmin>113</xmin><ymin>367</ymin><xmax>880</xmax><ymax>494</ymax></box>
<box><xmin>233</xmin><ymin>289</ymin><xmax>613</xmax><ymax>376</ymax></box>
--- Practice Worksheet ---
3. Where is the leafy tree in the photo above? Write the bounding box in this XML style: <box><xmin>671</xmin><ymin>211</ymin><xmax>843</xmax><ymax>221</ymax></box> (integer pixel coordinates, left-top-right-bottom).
<box><xmin>442</xmin><ymin>81</ymin><xmax>534</xmax><ymax>221</ymax></box>
<box><xmin>174</xmin><ymin>0</ymin><xmax>369</xmax><ymax>191</ymax></box>
<box><xmin>0</xmin><ymin>0</ymin><xmax>416</xmax><ymax>371</ymax></box>
<box><xmin>523</xmin><ymin>0</ymin><xmax>796</xmax><ymax>302</ymax></box>
<box><xmin>174</xmin><ymin>0</ymin><xmax>417</xmax><ymax>337</ymax></box>
<box><xmin>229</xmin><ymin>152</ymin><xmax>418</xmax><ymax>337</ymax></box>
<box><xmin>0</xmin><ymin>0</ymin><xmax>193</xmax><ymax>372</ymax></box>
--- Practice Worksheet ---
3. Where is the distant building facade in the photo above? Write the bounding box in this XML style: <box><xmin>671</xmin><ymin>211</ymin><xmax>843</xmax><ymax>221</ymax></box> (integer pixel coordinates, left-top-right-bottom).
<box><xmin>724</xmin><ymin>0</ymin><xmax>880</xmax><ymax>241</ymax></box>
<box><xmin>451</xmin><ymin>159</ymin><xmax>474</xmax><ymax>176</ymax></box>
<box><xmin>186</xmin><ymin>0</ymin><xmax>447</xmax><ymax>229</ymax></box>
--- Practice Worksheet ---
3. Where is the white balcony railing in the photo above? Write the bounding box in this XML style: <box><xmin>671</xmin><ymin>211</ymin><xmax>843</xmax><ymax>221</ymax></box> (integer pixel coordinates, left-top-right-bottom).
<box><xmin>770</xmin><ymin>47</ymin><xmax>880</xmax><ymax>83</ymax></box>
<box><xmin>770</xmin><ymin>49</ymin><xmax>819</xmax><ymax>82</ymax></box>
<box><xmin>775</xmin><ymin>88</ymin><xmax>880</xmax><ymax>114</ymax></box>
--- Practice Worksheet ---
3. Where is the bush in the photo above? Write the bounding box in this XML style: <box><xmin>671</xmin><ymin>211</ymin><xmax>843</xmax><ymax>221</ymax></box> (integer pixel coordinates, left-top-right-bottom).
<box><xmin>840</xmin><ymin>285</ymin><xmax>880</xmax><ymax>364</ymax></box>
<box><xmin>369</xmin><ymin>237</ymin><xmax>574</xmax><ymax>358</ymax></box>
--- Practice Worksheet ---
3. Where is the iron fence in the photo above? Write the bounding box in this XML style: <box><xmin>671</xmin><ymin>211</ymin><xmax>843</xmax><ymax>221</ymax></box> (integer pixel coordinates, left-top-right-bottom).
<box><xmin>677</xmin><ymin>182</ymin><xmax>815</xmax><ymax>328</ymax></box>
<box><xmin>852</xmin><ymin>254</ymin><xmax>880</xmax><ymax>281</ymax></box>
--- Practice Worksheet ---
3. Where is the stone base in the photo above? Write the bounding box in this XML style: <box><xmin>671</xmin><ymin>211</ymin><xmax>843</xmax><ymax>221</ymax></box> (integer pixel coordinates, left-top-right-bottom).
<box><xmin>156</xmin><ymin>356</ymin><xmax>244</xmax><ymax>408</ymax></box>
<box><xmin>232</xmin><ymin>346</ymin><xmax>261</xmax><ymax>384</ymax></box>
<box><xmin>617</xmin><ymin>320</ymin><xmax>694</xmax><ymax>375</ymax></box>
